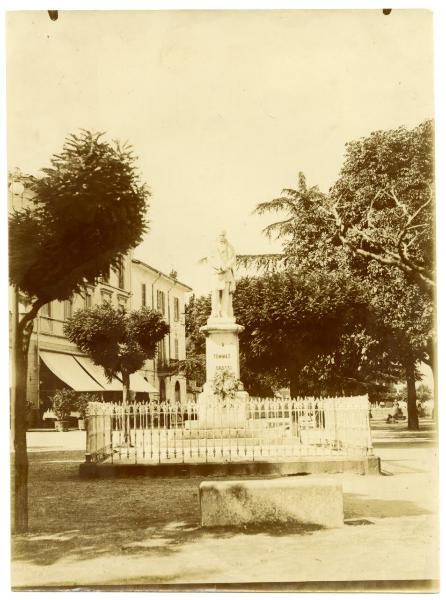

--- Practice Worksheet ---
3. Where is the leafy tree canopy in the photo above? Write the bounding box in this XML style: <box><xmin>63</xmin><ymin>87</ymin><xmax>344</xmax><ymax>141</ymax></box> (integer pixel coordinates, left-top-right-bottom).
<box><xmin>251</xmin><ymin>121</ymin><xmax>434</xmax><ymax>293</ymax></box>
<box><xmin>254</xmin><ymin>172</ymin><xmax>342</xmax><ymax>273</ymax></box>
<box><xmin>174</xmin><ymin>294</ymin><xmax>210</xmax><ymax>388</ymax></box>
<box><xmin>185</xmin><ymin>294</ymin><xmax>211</xmax><ymax>356</ymax></box>
<box><xmin>233</xmin><ymin>269</ymin><xmax>401</xmax><ymax>396</ymax></box>
<box><xmin>364</xmin><ymin>262</ymin><xmax>434</xmax><ymax>369</ymax></box>
<box><xmin>9</xmin><ymin>130</ymin><xmax>149</xmax><ymax>302</ymax></box>
<box><xmin>330</xmin><ymin>120</ymin><xmax>434</xmax><ymax>291</ymax></box>
<box><xmin>64</xmin><ymin>304</ymin><xmax>169</xmax><ymax>381</ymax></box>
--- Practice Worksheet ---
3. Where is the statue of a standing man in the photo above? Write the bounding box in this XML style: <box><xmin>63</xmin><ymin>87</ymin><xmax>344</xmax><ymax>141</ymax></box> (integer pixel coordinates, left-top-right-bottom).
<box><xmin>208</xmin><ymin>231</ymin><xmax>236</xmax><ymax>319</ymax></box>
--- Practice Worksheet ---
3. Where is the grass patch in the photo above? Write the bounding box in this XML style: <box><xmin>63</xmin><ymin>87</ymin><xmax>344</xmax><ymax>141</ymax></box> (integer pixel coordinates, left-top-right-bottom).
<box><xmin>13</xmin><ymin>450</ymin><xmax>202</xmax><ymax>566</ymax></box>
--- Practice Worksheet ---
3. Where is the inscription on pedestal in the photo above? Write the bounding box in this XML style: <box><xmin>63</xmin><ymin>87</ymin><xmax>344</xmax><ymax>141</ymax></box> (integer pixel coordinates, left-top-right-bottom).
<box><xmin>213</xmin><ymin>353</ymin><xmax>232</xmax><ymax>371</ymax></box>
<box><xmin>204</xmin><ymin>327</ymin><xmax>241</xmax><ymax>382</ymax></box>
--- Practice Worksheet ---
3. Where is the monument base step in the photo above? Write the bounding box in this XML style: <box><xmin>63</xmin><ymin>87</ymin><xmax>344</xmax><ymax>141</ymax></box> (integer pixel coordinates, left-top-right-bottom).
<box><xmin>186</xmin><ymin>417</ymin><xmax>292</xmax><ymax>430</ymax></box>
<box><xmin>183</xmin><ymin>424</ymin><xmax>293</xmax><ymax>439</ymax></box>
<box><xmin>181</xmin><ymin>428</ymin><xmax>293</xmax><ymax>441</ymax></box>
<box><xmin>80</xmin><ymin>455</ymin><xmax>382</xmax><ymax>478</ymax></box>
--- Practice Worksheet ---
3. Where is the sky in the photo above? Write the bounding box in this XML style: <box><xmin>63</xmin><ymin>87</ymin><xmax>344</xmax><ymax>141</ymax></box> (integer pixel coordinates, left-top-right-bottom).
<box><xmin>7</xmin><ymin>9</ymin><xmax>434</xmax><ymax>294</ymax></box>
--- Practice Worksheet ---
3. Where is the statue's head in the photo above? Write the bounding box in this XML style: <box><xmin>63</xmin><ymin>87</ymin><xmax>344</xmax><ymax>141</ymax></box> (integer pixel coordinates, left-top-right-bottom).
<box><xmin>216</xmin><ymin>230</ymin><xmax>228</xmax><ymax>247</ymax></box>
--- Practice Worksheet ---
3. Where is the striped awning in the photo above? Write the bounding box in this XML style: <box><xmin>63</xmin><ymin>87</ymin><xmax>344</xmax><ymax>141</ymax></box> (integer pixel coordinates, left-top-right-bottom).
<box><xmin>40</xmin><ymin>351</ymin><xmax>158</xmax><ymax>394</ymax></box>
<box><xmin>76</xmin><ymin>355</ymin><xmax>158</xmax><ymax>393</ymax></box>
<box><xmin>74</xmin><ymin>355</ymin><xmax>122</xmax><ymax>391</ymax></box>
<box><xmin>40</xmin><ymin>351</ymin><xmax>103</xmax><ymax>392</ymax></box>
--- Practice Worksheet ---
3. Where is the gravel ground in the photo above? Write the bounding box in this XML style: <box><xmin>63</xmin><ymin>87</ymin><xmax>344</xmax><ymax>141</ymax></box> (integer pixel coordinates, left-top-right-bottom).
<box><xmin>12</xmin><ymin>421</ymin><xmax>438</xmax><ymax>590</ymax></box>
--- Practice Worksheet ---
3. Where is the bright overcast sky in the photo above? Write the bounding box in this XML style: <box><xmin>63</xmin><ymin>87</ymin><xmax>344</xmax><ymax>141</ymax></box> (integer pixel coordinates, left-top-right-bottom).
<box><xmin>7</xmin><ymin>9</ymin><xmax>433</xmax><ymax>293</ymax></box>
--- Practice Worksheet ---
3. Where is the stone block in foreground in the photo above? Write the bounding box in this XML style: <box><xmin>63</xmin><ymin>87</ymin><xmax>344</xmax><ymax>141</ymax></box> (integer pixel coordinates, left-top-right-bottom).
<box><xmin>199</xmin><ymin>476</ymin><xmax>344</xmax><ymax>528</ymax></box>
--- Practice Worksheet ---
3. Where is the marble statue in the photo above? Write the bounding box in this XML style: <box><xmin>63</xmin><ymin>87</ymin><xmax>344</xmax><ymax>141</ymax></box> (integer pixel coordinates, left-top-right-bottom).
<box><xmin>207</xmin><ymin>231</ymin><xmax>236</xmax><ymax>319</ymax></box>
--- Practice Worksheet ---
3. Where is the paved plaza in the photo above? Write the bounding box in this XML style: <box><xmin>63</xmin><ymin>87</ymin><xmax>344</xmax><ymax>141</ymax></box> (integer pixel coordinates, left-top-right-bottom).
<box><xmin>12</xmin><ymin>420</ymin><xmax>438</xmax><ymax>589</ymax></box>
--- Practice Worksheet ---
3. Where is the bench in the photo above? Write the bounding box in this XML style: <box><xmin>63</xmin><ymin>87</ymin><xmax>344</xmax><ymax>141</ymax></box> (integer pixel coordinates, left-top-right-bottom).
<box><xmin>200</xmin><ymin>476</ymin><xmax>343</xmax><ymax>528</ymax></box>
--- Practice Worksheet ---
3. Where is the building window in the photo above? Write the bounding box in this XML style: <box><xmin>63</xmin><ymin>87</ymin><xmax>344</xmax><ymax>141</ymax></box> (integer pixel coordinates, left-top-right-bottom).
<box><xmin>117</xmin><ymin>259</ymin><xmax>125</xmax><ymax>289</ymax></box>
<box><xmin>174</xmin><ymin>337</ymin><xmax>179</xmax><ymax>360</ymax></box>
<box><xmin>156</xmin><ymin>290</ymin><xmax>165</xmax><ymax>315</ymax></box>
<box><xmin>41</xmin><ymin>302</ymin><xmax>52</xmax><ymax>318</ymax></box>
<box><xmin>64</xmin><ymin>299</ymin><xmax>73</xmax><ymax>320</ymax></box>
<box><xmin>84</xmin><ymin>292</ymin><xmax>92</xmax><ymax>309</ymax></box>
<box><xmin>158</xmin><ymin>338</ymin><xmax>166</xmax><ymax>363</ymax></box>
<box><xmin>118</xmin><ymin>296</ymin><xmax>127</xmax><ymax>311</ymax></box>
<box><xmin>174</xmin><ymin>297</ymin><xmax>180</xmax><ymax>322</ymax></box>
<box><xmin>141</xmin><ymin>283</ymin><xmax>147</xmax><ymax>307</ymax></box>
<box><xmin>175</xmin><ymin>381</ymin><xmax>181</xmax><ymax>403</ymax></box>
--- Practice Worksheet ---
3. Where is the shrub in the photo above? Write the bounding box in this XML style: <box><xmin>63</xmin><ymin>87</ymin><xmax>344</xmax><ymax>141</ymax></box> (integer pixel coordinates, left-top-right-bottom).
<box><xmin>51</xmin><ymin>388</ymin><xmax>76</xmax><ymax>421</ymax></box>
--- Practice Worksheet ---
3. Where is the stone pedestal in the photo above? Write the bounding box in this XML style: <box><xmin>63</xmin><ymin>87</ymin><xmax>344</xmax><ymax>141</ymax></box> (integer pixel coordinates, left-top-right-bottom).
<box><xmin>195</xmin><ymin>316</ymin><xmax>248</xmax><ymax>429</ymax></box>
<box><xmin>201</xmin><ymin>317</ymin><xmax>244</xmax><ymax>382</ymax></box>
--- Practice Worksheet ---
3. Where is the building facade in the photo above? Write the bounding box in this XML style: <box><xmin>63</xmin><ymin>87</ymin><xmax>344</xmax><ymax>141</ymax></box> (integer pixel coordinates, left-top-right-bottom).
<box><xmin>9</xmin><ymin>170</ymin><xmax>192</xmax><ymax>425</ymax></box>
<box><xmin>131</xmin><ymin>259</ymin><xmax>192</xmax><ymax>403</ymax></box>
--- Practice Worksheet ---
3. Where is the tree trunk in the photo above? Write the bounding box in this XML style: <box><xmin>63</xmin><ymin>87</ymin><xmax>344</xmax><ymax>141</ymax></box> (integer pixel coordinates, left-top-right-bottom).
<box><xmin>13</xmin><ymin>341</ymin><xmax>29</xmax><ymax>533</ymax></box>
<box><xmin>122</xmin><ymin>370</ymin><xmax>130</xmax><ymax>442</ymax></box>
<box><xmin>12</xmin><ymin>297</ymin><xmax>45</xmax><ymax>534</ymax></box>
<box><xmin>122</xmin><ymin>371</ymin><xmax>130</xmax><ymax>407</ymax></box>
<box><xmin>406</xmin><ymin>363</ymin><xmax>419</xmax><ymax>431</ymax></box>
<box><xmin>13</xmin><ymin>316</ymin><xmax>36</xmax><ymax>533</ymax></box>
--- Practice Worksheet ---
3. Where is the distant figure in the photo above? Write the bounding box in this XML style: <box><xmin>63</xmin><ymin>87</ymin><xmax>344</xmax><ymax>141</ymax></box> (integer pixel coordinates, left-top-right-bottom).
<box><xmin>207</xmin><ymin>231</ymin><xmax>236</xmax><ymax>319</ymax></box>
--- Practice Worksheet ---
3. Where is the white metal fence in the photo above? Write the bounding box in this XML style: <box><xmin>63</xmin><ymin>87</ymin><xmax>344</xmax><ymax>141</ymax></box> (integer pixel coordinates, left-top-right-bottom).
<box><xmin>85</xmin><ymin>396</ymin><xmax>373</xmax><ymax>465</ymax></box>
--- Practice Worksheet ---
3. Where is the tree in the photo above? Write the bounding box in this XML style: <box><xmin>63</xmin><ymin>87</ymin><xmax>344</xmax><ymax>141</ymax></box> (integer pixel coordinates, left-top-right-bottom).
<box><xmin>9</xmin><ymin>130</ymin><xmax>149</xmax><ymax>532</ymax></box>
<box><xmin>233</xmin><ymin>270</ymin><xmax>400</xmax><ymax>397</ymax></box>
<box><xmin>330</xmin><ymin>120</ymin><xmax>434</xmax><ymax>293</ymax></box>
<box><xmin>327</xmin><ymin>121</ymin><xmax>435</xmax><ymax>428</ymax></box>
<box><xmin>184</xmin><ymin>294</ymin><xmax>210</xmax><ymax>356</ymax></box>
<box><xmin>240</xmin><ymin>171</ymin><xmax>349</xmax><ymax>278</ymax></box>
<box><xmin>174</xmin><ymin>294</ymin><xmax>210</xmax><ymax>388</ymax></box>
<box><xmin>416</xmin><ymin>383</ymin><xmax>434</xmax><ymax>404</ymax></box>
<box><xmin>64</xmin><ymin>304</ymin><xmax>169</xmax><ymax>406</ymax></box>
<box><xmin>252</xmin><ymin>172</ymin><xmax>432</xmax><ymax>428</ymax></box>
<box><xmin>362</xmin><ymin>262</ymin><xmax>433</xmax><ymax>429</ymax></box>
<box><xmin>254</xmin><ymin>172</ymin><xmax>339</xmax><ymax>272</ymax></box>
<box><xmin>249</xmin><ymin>122</ymin><xmax>434</xmax><ymax>430</ymax></box>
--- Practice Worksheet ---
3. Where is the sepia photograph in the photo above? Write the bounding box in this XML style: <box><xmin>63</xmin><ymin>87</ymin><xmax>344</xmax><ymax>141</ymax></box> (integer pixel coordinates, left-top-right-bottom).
<box><xmin>6</xmin><ymin>6</ymin><xmax>439</xmax><ymax>592</ymax></box>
